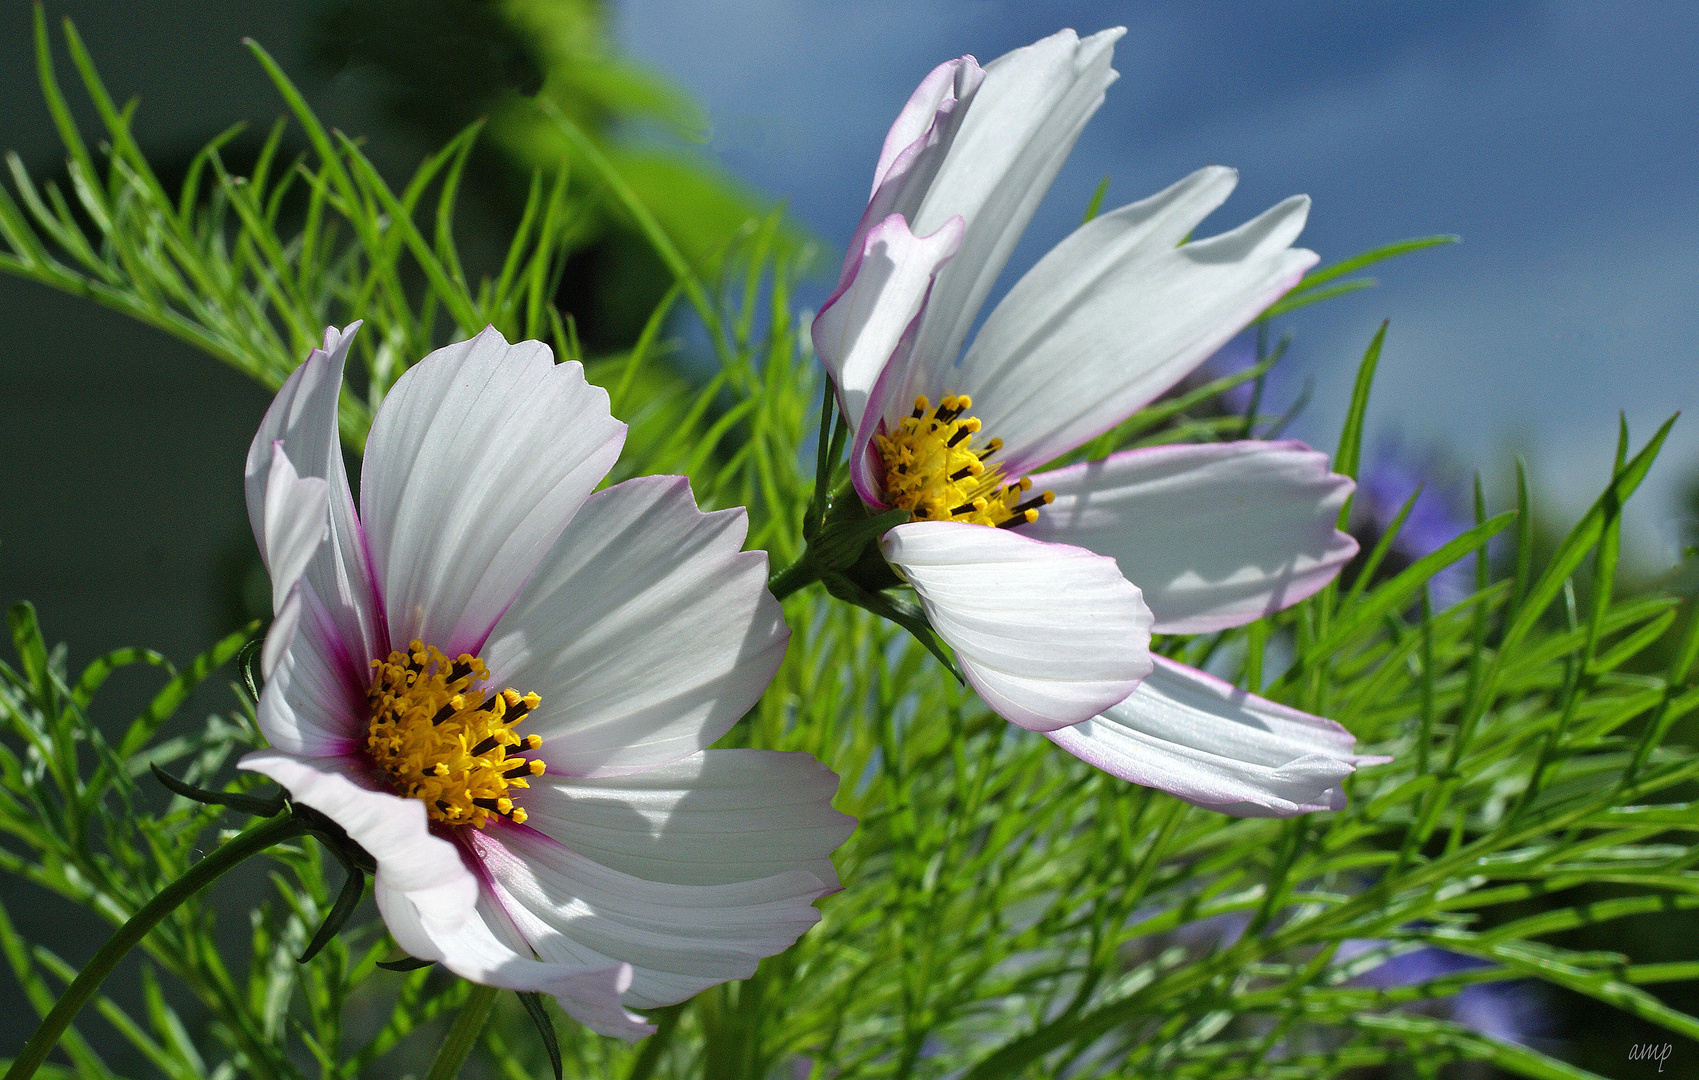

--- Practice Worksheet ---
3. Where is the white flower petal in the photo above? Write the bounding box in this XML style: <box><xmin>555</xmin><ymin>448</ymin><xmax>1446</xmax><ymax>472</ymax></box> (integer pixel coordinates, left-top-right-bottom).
<box><xmin>1023</xmin><ymin>442</ymin><xmax>1358</xmax><ymax>633</ymax></box>
<box><xmin>1045</xmin><ymin>657</ymin><xmax>1387</xmax><ymax>817</ymax></box>
<box><xmin>881</xmin><ymin>520</ymin><xmax>1153</xmax><ymax>731</ymax></box>
<box><xmin>518</xmin><ymin>749</ymin><xmax>853</xmax><ymax>889</ymax></box>
<box><xmin>901</xmin><ymin>28</ymin><xmax>1125</xmax><ymax>391</ymax></box>
<box><xmin>868</xmin><ymin>56</ymin><xmax>983</xmax><ymax>204</ymax></box>
<box><xmin>246</xmin><ymin>323</ymin><xmax>383</xmax><ymax>685</ymax></box>
<box><xmin>259</xmin><ymin>444</ymin><xmax>329</xmax><ymax>616</ymax></box>
<box><xmin>813</xmin><ymin>214</ymin><xmax>964</xmax><ymax>495</ymax></box>
<box><xmin>832</xmin><ymin>55</ymin><xmax>984</xmax><ymax>303</ymax></box>
<box><xmin>237</xmin><ymin>749</ymin><xmax>481</xmax><ymax>943</ymax></box>
<box><xmin>256</xmin><ymin>582</ymin><xmax>365</xmax><ymax>754</ymax></box>
<box><xmin>380</xmin><ymin>888</ymin><xmax>653</xmax><ymax>1041</ymax></box>
<box><xmin>465</xmin><ymin>822</ymin><xmax>831</xmax><ymax>1010</ymax></box>
<box><xmin>961</xmin><ymin>179</ymin><xmax>1319</xmax><ymax>473</ymax></box>
<box><xmin>260</xmin><ymin>584</ymin><xmax>304</xmax><ymax>683</ymax></box>
<box><xmin>483</xmin><ymin>476</ymin><xmax>789</xmax><ymax>776</ymax></box>
<box><xmin>360</xmin><ymin>326</ymin><xmax>626</xmax><ymax>658</ymax></box>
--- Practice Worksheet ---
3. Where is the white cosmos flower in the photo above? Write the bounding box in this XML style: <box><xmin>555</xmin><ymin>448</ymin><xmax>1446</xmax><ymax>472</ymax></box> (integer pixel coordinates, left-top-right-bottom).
<box><xmin>812</xmin><ymin>28</ymin><xmax>1382</xmax><ymax>816</ymax></box>
<box><xmin>242</xmin><ymin>324</ymin><xmax>853</xmax><ymax>1039</ymax></box>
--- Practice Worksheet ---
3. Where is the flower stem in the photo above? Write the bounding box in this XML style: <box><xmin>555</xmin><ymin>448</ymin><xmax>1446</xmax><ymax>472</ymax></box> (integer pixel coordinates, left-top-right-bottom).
<box><xmin>767</xmin><ymin>554</ymin><xmax>823</xmax><ymax>601</ymax></box>
<box><xmin>5</xmin><ymin>813</ymin><xmax>308</xmax><ymax>1080</ymax></box>
<box><xmin>425</xmin><ymin>983</ymin><xmax>500</xmax><ymax>1080</ymax></box>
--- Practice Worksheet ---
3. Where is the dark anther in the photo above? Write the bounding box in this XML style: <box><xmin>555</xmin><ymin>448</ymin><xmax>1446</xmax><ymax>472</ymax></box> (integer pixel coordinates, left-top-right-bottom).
<box><xmin>1011</xmin><ymin>494</ymin><xmax>1049</xmax><ymax>516</ymax></box>
<box><xmin>504</xmin><ymin>759</ymin><xmax>531</xmax><ymax>775</ymax></box>
<box><xmin>911</xmin><ymin>403</ymin><xmax>925</xmax><ymax>419</ymax></box>
<box><xmin>471</xmin><ymin>735</ymin><xmax>500</xmax><ymax>756</ymax></box>
<box><xmin>946</xmin><ymin>426</ymin><xmax>972</xmax><ymax>447</ymax></box>
<box><xmin>506</xmin><ymin>701</ymin><xmax>533</xmax><ymax>722</ymax></box>
<box><xmin>977</xmin><ymin>445</ymin><xmax>999</xmax><ymax>461</ymax></box>
<box><xmin>448</xmin><ymin>660</ymin><xmax>474</xmax><ymax>683</ymax></box>
<box><xmin>949</xmin><ymin>466</ymin><xmax>975</xmax><ymax>481</ymax></box>
<box><xmin>474</xmin><ymin>797</ymin><xmax>502</xmax><ymax>810</ymax></box>
<box><xmin>430</xmin><ymin>702</ymin><xmax>458</xmax><ymax>725</ymax></box>
<box><xmin>996</xmin><ymin>514</ymin><xmax>1029</xmax><ymax>529</ymax></box>
<box><xmin>477</xmin><ymin>695</ymin><xmax>501</xmax><ymax>712</ymax></box>
<box><xmin>951</xmin><ymin>500</ymin><xmax>979</xmax><ymax>516</ymax></box>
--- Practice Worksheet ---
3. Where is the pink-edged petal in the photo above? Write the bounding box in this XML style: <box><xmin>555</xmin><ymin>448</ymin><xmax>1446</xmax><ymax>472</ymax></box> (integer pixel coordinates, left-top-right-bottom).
<box><xmin>360</xmin><ymin>326</ymin><xmax>626</xmax><ymax>659</ymax></box>
<box><xmin>962</xmin><ymin>178</ymin><xmax>1319</xmax><ymax>473</ymax></box>
<box><xmin>834</xmin><ymin>56</ymin><xmax>985</xmax><ymax>294</ymax></box>
<box><xmin>518</xmin><ymin>749</ymin><xmax>853</xmax><ymax>890</ymax></box>
<box><xmin>380</xmin><ymin>884</ymin><xmax>653</xmax><ymax>1040</ymax></box>
<box><xmin>1045</xmin><ymin>657</ymin><xmax>1389</xmax><ymax>817</ymax></box>
<box><xmin>245</xmin><ymin>323</ymin><xmax>382</xmax><ymax>686</ymax></box>
<box><xmin>813</xmin><ymin>214</ymin><xmax>964</xmax><ymax>498</ymax></box>
<box><xmin>900</xmin><ymin>28</ymin><xmax>1125</xmax><ymax>392</ymax></box>
<box><xmin>256</xmin><ymin>581</ymin><xmax>365</xmax><ymax>755</ymax></box>
<box><xmin>466</xmin><ymin>821</ymin><xmax>833</xmax><ymax>1011</ymax></box>
<box><xmin>237</xmin><ymin>749</ymin><xmax>481</xmax><ymax>945</ymax></box>
<box><xmin>482</xmin><ymin>476</ymin><xmax>788</xmax><ymax>776</ymax></box>
<box><xmin>880</xmin><ymin>520</ymin><xmax>1153</xmax><ymax>731</ymax></box>
<box><xmin>1023</xmin><ymin>442</ymin><xmax>1358</xmax><ymax>633</ymax></box>
<box><xmin>870</xmin><ymin>56</ymin><xmax>982</xmax><ymax>202</ymax></box>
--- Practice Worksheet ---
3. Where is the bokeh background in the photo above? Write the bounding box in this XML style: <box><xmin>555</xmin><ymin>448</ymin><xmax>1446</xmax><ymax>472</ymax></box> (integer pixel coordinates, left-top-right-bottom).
<box><xmin>1</xmin><ymin>1</ymin><xmax>1695</xmax><ymax>1073</ymax></box>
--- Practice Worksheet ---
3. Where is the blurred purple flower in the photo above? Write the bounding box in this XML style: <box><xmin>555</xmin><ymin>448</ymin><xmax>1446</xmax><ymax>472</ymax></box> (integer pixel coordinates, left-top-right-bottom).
<box><xmin>1342</xmin><ymin>942</ymin><xmax>1549</xmax><ymax>1048</ymax></box>
<box><xmin>1355</xmin><ymin>437</ymin><xmax>1477</xmax><ymax>609</ymax></box>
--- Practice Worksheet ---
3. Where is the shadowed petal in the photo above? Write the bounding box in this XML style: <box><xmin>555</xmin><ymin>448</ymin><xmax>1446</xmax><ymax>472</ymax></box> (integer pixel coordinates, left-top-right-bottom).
<box><xmin>259</xmin><ymin>444</ymin><xmax>329</xmax><ymax>615</ymax></box>
<box><xmin>465</xmin><ymin>821</ymin><xmax>832</xmax><ymax>1011</ymax></box>
<box><xmin>256</xmin><ymin>582</ymin><xmax>365</xmax><ymax>756</ymax></box>
<box><xmin>379</xmin><ymin>882</ymin><xmax>654</xmax><ymax>1040</ymax></box>
<box><xmin>245</xmin><ymin>323</ymin><xmax>382</xmax><ymax>684</ymax></box>
<box><xmin>256</xmin><ymin>444</ymin><xmax>329</xmax><ymax>680</ymax></box>
<box><xmin>520</xmin><ymin>749</ymin><xmax>853</xmax><ymax>889</ymax></box>
<box><xmin>482</xmin><ymin>476</ymin><xmax>788</xmax><ymax>776</ymax></box>
<box><xmin>881</xmin><ymin>520</ymin><xmax>1152</xmax><ymax>731</ymax></box>
<box><xmin>1024</xmin><ymin>442</ymin><xmax>1358</xmax><ymax>633</ymax></box>
<box><xmin>1046</xmin><ymin>657</ymin><xmax>1387</xmax><ymax>817</ymax></box>
<box><xmin>361</xmin><ymin>326</ymin><xmax>626</xmax><ymax>659</ymax></box>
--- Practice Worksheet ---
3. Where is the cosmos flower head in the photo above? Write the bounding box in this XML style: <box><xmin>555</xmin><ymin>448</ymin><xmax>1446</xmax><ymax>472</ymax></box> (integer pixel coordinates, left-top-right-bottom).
<box><xmin>242</xmin><ymin>324</ymin><xmax>853</xmax><ymax>1039</ymax></box>
<box><xmin>811</xmin><ymin>28</ymin><xmax>1384</xmax><ymax>816</ymax></box>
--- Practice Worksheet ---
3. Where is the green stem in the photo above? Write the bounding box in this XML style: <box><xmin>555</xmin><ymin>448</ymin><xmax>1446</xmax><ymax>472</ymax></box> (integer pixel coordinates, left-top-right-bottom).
<box><xmin>767</xmin><ymin>554</ymin><xmax>823</xmax><ymax>601</ymax></box>
<box><xmin>5</xmin><ymin>813</ymin><xmax>307</xmax><ymax>1080</ymax></box>
<box><xmin>425</xmin><ymin>983</ymin><xmax>500</xmax><ymax>1080</ymax></box>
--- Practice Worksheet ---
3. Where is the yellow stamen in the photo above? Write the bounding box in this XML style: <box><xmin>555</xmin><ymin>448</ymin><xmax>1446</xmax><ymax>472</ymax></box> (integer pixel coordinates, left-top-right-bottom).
<box><xmin>365</xmin><ymin>641</ymin><xmax>546</xmax><ymax>830</ymax></box>
<box><xmin>873</xmin><ymin>395</ymin><xmax>1053</xmax><ymax>528</ymax></box>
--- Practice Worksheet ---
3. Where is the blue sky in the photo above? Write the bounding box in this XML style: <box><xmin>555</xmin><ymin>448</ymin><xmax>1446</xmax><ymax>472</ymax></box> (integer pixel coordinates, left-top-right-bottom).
<box><xmin>615</xmin><ymin>1</ymin><xmax>1699</xmax><ymax>568</ymax></box>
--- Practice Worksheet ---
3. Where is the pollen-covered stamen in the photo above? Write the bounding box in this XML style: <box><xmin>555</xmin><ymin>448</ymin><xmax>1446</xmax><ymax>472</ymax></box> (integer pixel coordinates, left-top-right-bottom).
<box><xmin>874</xmin><ymin>395</ymin><xmax>1053</xmax><ymax>528</ymax></box>
<box><xmin>365</xmin><ymin>641</ymin><xmax>546</xmax><ymax>829</ymax></box>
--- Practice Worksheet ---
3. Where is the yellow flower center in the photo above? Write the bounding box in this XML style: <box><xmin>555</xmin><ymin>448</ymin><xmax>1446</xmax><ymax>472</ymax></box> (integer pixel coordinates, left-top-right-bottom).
<box><xmin>366</xmin><ymin>641</ymin><xmax>545</xmax><ymax>829</ymax></box>
<box><xmin>874</xmin><ymin>395</ymin><xmax>1053</xmax><ymax>528</ymax></box>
